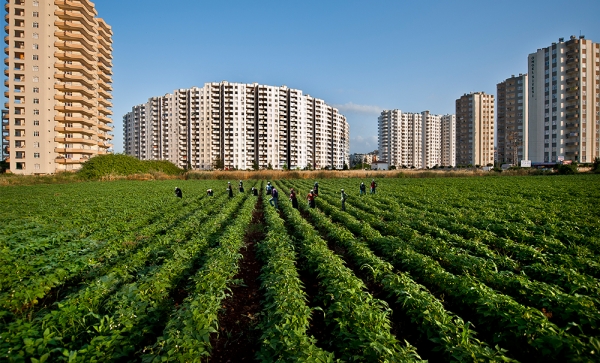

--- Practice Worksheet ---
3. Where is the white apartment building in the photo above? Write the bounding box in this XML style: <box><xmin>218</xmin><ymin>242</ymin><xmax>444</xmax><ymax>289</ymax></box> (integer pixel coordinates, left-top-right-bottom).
<box><xmin>124</xmin><ymin>82</ymin><xmax>349</xmax><ymax>170</ymax></box>
<box><xmin>2</xmin><ymin>0</ymin><xmax>113</xmax><ymax>174</ymax></box>
<box><xmin>378</xmin><ymin>109</ymin><xmax>449</xmax><ymax>169</ymax></box>
<box><xmin>455</xmin><ymin>92</ymin><xmax>495</xmax><ymax>166</ymax></box>
<box><xmin>528</xmin><ymin>36</ymin><xmax>600</xmax><ymax>163</ymax></box>
<box><xmin>440</xmin><ymin>114</ymin><xmax>456</xmax><ymax>167</ymax></box>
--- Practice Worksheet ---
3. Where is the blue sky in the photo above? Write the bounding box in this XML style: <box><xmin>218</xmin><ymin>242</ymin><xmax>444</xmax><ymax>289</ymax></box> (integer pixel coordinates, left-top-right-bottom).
<box><xmin>91</xmin><ymin>0</ymin><xmax>600</xmax><ymax>153</ymax></box>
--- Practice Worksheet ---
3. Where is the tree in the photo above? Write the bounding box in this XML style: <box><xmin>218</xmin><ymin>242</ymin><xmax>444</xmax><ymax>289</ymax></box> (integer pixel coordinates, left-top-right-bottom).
<box><xmin>267</xmin><ymin>162</ymin><xmax>273</xmax><ymax>170</ymax></box>
<box><xmin>343</xmin><ymin>162</ymin><xmax>348</xmax><ymax>170</ymax></box>
<box><xmin>283</xmin><ymin>162</ymin><xmax>288</xmax><ymax>171</ymax></box>
<box><xmin>212</xmin><ymin>156</ymin><xmax>224</xmax><ymax>170</ymax></box>
<box><xmin>0</xmin><ymin>159</ymin><xmax>8</xmax><ymax>173</ymax></box>
<box><xmin>252</xmin><ymin>161</ymin><xmax>259</xmax><ymax>171</ymax></box>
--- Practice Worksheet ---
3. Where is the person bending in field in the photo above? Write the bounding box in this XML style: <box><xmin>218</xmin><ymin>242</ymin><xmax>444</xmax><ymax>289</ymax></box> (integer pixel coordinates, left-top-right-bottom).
<box><xmin>227</xmin><ymin>182</ymin><xmax>234</xmax><ymax>198</ymax></box>
<box><xmin>206</xmin><ymin>189</ymin><xmax>214</xmax><ymax>196</ymax></box>
<box><xmin>251</xmin><ymin>186</ymin><xmax>258</xmax><ymax>196</ymax></box>
<box><xmin>341</xmin><ymin>188</ymin><xmax>347</xmax><ymax>211</ymax></box>
<box><xmin>266</xmin><ymin>181</ymin><xmax>273</xmax><ymax>195</ymax></box>
<box><xmin>239</xmin><ymin>180</ymin><xmax>244</xmax><ymax>193</ymax></box>
<box><xmin>174</xmin><ymin>187</ymin><xmax>182</xmax><ymax>198</ymax></box>
<box><xmin>307</xmin><ymin>190</ymin><xmax>316</xmax><ymax>209</ymax></box>
<box><xmin>359</xmin><ymin>182</ymin><xmax>366</xmax><ymax>196</ymax></box>
<box><xmin>370</xmin><ymin>179</ymin><xmax>377</xmax><ymax>194</ymax></box>
<box><xmin>289</xmin><ymin>188</ymin><xmax>298</xmax><ymax>209</ymax></box>
<box><xmin>313</xmin><ymin>182</ymin><xmax>319</xmax><ymax>196</ymax></box>
<box><xmin>269</xmin><ymin>187</ymin><xmax>279</xmax><ymax>209</ymax></box>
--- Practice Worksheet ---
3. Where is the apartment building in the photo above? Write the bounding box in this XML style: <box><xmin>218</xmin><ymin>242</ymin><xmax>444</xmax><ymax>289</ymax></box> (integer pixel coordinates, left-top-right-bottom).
<box><xmin>455</xmin><ymin>92</ymin><xmax>495</xmax><ymax>166</ymax></box>
<box><xmin>528</xmin><ymin>36</ymin><xmax>600</xmax><ymax>163</ymax></box>
<box><xmin>440</xmin><ymin>114</ymin><xmax>456</xmax><ymax>167</ymax></box>
<box><xmin>378</xmin><ymin>109</ymin><xmax>448</xmax><ymax>169</ymax></box>
<box><xmin>497</xmin><ymin>74</ymin><xmax>528</xmax><ymax>164</ymax></box>
<box><xmin>2</xmin><ymin>0</ymin><xmax>114</xmax><ymax>174</ymax></box>
<box><xmin>123</xmin><ymin>82</ymin><xmax>349</xmax><ymax>170</ymax></box>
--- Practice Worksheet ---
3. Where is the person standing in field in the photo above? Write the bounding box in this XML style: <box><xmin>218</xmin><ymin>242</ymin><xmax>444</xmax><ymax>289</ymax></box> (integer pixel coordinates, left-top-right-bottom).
<box><xmin>251</xmin><ymin>186</ymin><xmax>258</xmax><ymax>196</ymax></box>
<box><xmin>239</xmin><ymin>180</ymin><xmax>244</xmax><ymax>193</ymax></box>
<box><xmin>370</xmin><ymin>179</ymin><xmax>377</xmax><ymax>194</ymax></box>
<box><xmin>341</xmin><ymin>188</ymin><xmax>347</xmax><ymax>211</ymax></box>
<box><xmin>269</xmin><ymin>187</ymin><xmax>279</xmax><ymax>209</ymax></box>
<box><xmin>266</xmin><ymin>181</ymin><xmax>273</xmax><ymax>195</ymax></box>
<box><xmin>206</xmin><ymin>189</ymin><xmax>213</xmax><ymax>196</ymax></box>
<box><xmin>174</xmin><ymin>187</ymin><xmax>182</xmax><ymax>198</ymax></box>
<box><xmin>227</xmin><ymin>182</ymin><xmax>234</xmax><ymax>198</ymax></box>
<box><xmin>289</xmin><ymin>188</ymin><xmax>298</xmax><ymax>209</ymax></box>
<box><xmin>313</xmin><ymin>182</ymin><xmax>319</xmax><ymax>196</ymax></box>
<box><xmin>359</xmin><ymin>182</ymin><xmax>366</xmax><ymax>196</ymax></box>
<box><xmin>307</xmin><ymin>190</ymin><xmax>316</xmax><ymax>209</ymax></box>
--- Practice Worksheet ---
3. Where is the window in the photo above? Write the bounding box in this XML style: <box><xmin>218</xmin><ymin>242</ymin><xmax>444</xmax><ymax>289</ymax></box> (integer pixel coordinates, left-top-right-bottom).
<box><xmin>32</xmin><ymin>44</ymin><xmax>39</xmax><ymax>50</ymax></box>
<box><xmin>34</xmin><ymin>153</ymin><xmax>40</xmax><ymax>158</ymax></box>
<box><xmin>32</xmin><ymin>12</ymin><xmax>39</xmax><ymax>17</ymax></box>
<box><xmin>32</xmin><ymin>55</ymin><xmax>39</xmax><ymax>60</ymax></box>
<box><xmin>34</xmin><ymin>131</ymin><xmax>39</xmax><ymax>136</ymax></box>
<box><xmin>32</xmin><ymin>33</ymin><xmax>39</xmax><ymax>39</ymax></box>
<box><xmin>33</xmin><ymin>87</ymin><xmax>39</xmax><ymax>93</ymax></box>
<box><xmin>33</xmin><ymin>120</ymin><xmax>39</xmax><ymax>125</ymax></box>
<box><xmin>33</xmin><ymin>98</ymin><xmax>39</xmax><ymax>104</ymax></box>
<box><xmin>33</xmin><ymin>22</ymin><xmax>39</xmax><ymax>28</ymax></box>
<box><xmin>33</xmin><ymin>76</ymin><xmax>39</xmax><ymax>82</ymax></box>
<box><xmin>33</xmin><ymin>1</ymin><xmax>39</xmax><ymax>6</ymax></box>
<box><xmin>34</xmin><ymin>164</ymin><xmax>40</xmax><ymax>170</ymax></box>
<box><xmin>33</xmin><ymin>109</ymin><xmax>40</xmax><ymax>115</ymax></box>
<box><xmin>33</xmin><ymin>142</ymin><xmax>40</xmax><ymax>147</ymax></box>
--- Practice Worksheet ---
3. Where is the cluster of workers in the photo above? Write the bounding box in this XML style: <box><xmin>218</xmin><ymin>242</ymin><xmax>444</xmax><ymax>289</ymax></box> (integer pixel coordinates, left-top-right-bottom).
<box><xmin>174</xmin><ymin>179</ymin><xmax>378</xmax><ymax>212</ymax></box>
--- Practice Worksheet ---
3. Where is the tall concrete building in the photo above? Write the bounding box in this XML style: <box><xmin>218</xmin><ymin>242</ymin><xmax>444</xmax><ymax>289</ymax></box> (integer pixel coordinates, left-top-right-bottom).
<box><xmin>123</xmin><ymin>82</ymin><xmax>349</xmax><ymax>170</ymax></box>
<box><xmin>378</xmin><ymin>109</ymin><xmax>449</xmax><ymax>169</ymax></box>
<box><xmin>497</xmin><ymin>74</ymin><xmax>528</xmax><ymax>164</ymax></box>
<box><xmin>528</xmin><ymin>36</ymin><xmax>600</xmax><ymax>163</ymax></box>
<box><xmin>440</xmin><ymin>114</ymin><xmax>456</xmax><ymax>167</ymax></box>
<box><xmin>455</xmin><ymin>92</ymin><xmax>495</xmax><ymax>166</ymax></box>
<box><xmin>2</xmin><ymin>0</ymin><xmax>113</xmax><ymax>174</ymax></box>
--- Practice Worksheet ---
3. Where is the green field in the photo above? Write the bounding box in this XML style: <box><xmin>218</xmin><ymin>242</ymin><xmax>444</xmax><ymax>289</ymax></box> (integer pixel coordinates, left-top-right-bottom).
<box><xmin>1</xmin><ymin>175</ymin><xmax>599</xmax><ymax>362</ymax></box>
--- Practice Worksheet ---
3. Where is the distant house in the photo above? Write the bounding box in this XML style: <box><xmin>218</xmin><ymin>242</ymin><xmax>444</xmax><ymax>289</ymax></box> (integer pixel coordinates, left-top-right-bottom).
<box><xmin>371</xmin><ymin>161</ymin><xmax>389</xmax><ymax>170</ymax></box>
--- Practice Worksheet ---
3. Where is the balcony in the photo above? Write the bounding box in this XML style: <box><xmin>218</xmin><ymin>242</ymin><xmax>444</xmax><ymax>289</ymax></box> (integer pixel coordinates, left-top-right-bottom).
<box><xmin>54</xmin><ymin>147</ymin><xmax>97</xmax><ymax>154</ymax></box>
<box><xmin>54</xmin><ymin>83</ymin><xmax>95</xmax><ymax>98</ymax></box>
<box><xmin>54</xmin><ymin>137</ymin><xmax>97</xmax><ymax>145</ymax></box>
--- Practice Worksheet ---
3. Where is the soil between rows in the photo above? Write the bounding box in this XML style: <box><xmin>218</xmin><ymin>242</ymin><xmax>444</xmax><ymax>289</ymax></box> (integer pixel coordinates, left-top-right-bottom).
<box><xmin>209</xmin><ymin>195</ymin><xmax>264</xmax><ymax>363</ymax></box>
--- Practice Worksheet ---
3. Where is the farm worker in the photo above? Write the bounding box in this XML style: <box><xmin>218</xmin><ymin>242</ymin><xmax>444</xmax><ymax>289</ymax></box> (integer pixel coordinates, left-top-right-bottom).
<box><xmin>206</xmin><ymin>189</ymin><xmax>214</xmax><ymax>196</ymax></box>
<box><xmin>239</xmin><ymin>180</ymin><xmax>244</xmax><ymax>193</ymax></box>
<box><xmin>251</xmin><ymin>186</ymin><xmax>258</xmax><ymax>196</ymax></box>
<box><xmin>359</xmin><ymin>182</ymin><xmax>366</xmax><ymax>196</ymax></box>
<box><xmin>227</xmin><ymin>182</ymin><xmax>234</xmax><ymax>198</ymax></box>
<box><xmin>289</xmin><ymin>188</ymin><xmax>299</xmax><ymax>209</ymax></box>
<box><xmin>269</xmin><ymin>187</ymin><xmax>279</xmax><ymax>209</ymax></box>
<box><xmin>266</xmin><ymin>181</ymin><xmax>273</xmax><ymax>195</ymax></box>
<box><xmin>307</xmin><ymin>190</ymin><xmax>316</xmax><ymax>209</ymax></box>
<box><xmin>313</xmin><ymin>182</ymin><xmax>319</xmax><ymax>196</ymax></box>
<box><xmin>174</xmin><ymin>187</ymin><xmax>182</xmax><ymax>198</ymax></box>
<box><xmin>341</xmin><ymin>189</ymin><xmax>347</xmax><ymax>211</ymax></box>
<box><xmin>370</xmin><ymin>179</ymin><xmax>377</xmax><ymax>194</ymax></box>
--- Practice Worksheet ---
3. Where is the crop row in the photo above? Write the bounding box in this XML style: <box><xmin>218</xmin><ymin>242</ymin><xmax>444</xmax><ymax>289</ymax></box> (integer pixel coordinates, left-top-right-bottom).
<box><xmin>280</xmin><ymin>182</ymin><xmax>515</xmax><ymax>362</ymax></box>
<box><xmin>300</xmin><ymin>187</ymin><xmax>597</xmax><ymax>362</ymax></box>
<box><xmin>141</xmin><ymin>190</ymin><xmax>258</xmax><ymax>362</ymax></box>
<box><xmin>274</xmin><ymin>182</ymin><xmax>423</xmax><ymax>362</ymax></box>
<box><xmin>0</xmin><ymin>189</ymin><xmax>246</xmax><ymax>362</ymax></box>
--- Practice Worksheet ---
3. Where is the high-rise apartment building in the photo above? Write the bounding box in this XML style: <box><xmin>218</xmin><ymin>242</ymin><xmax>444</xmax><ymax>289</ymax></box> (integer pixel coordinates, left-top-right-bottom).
<box><xmin>440</xmin><ymin>114</ymin><xmax>456</xmax><ymax>167</ymax></box>
<box><xmin>378</xmin><ymin>109</ymin><xmax>450</xmax><ymax>168</ymax></box>
<box><xmin>497</xmin><ymin>74</ymin><xmax>528</xmax><ymax>164</ymax></box>
<box><xmin>123</xmin><ymin>82</ymin><xmax>349</xmax><ymax>170</ymax></box>
<box><xmin>528</xmin><ymin>36</ymin><xmax>600</xmax><ymax>163</ymax></box>
<box><xmin>455</xmin><ymin>92</ymin><xmax>495</xmax><ymax>166</ymax></box>
<box><xmin>2</xmin><ymin>0</ymin><xmax>113</xmax><ymax>174</ymax></box>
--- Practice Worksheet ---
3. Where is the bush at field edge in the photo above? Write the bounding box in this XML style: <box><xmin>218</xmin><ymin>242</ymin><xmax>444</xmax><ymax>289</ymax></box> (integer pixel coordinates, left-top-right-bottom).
<box><xmin>78</xmin><ymin>154</ymin><xmax>183</xmax><ymax>179</ymax></box>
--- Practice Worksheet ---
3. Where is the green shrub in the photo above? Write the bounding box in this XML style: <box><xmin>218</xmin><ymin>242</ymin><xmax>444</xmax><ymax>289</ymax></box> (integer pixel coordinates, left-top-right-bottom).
<box><xmin>78</xmin><ymin>154</ymin><xmax>183</xmax><ymax>179</ymax></box>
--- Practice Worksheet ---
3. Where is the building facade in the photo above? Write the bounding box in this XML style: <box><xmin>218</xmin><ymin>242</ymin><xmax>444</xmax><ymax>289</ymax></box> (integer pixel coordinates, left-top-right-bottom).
<box><xmin>123</xmin><ymin>82</ymin><xmax>349</xmax><ymax>170</ymax></box>
<box><xmin>440</xmin><ymin>114</ymin><xmax>456</xmax><ymax>167</ymax></box>
<box><xmin>378</xmin><ymin>109</ymin><xmax>450</xmax><ymax>169</ymax></box>
<box><xmin>2</xmin><ymin>0</ymin><xmax>114</xmax><ymax>174</ymax></box>
<box><xmin>455</xmin><ymin>92</ymin><xmax>495</xmax><ymax>166</ymax></box>
<box><xmin>497</xmin><ymin>74</ymin><xmax>528</xmax><ymax>164</ymax></box>
<box><xmin>528</xmin><ymin>36</ymin><xmax>600</xmax><ymax>163</ymax></box>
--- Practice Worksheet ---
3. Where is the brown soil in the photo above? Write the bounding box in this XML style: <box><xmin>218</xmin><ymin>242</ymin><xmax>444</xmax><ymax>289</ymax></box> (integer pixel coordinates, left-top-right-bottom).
<box><xmin>209</xmin><ymin>197</ymin><xmax>264</xmax><ymax>363</ymax></box>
